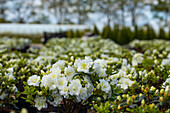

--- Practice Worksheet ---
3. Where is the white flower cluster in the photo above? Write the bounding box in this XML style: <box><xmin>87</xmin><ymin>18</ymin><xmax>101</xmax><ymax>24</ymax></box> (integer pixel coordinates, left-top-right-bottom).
<box><xmin>112</xmin><ymin>59</ymin><xmax>135</xmax><ymax>90</ymax></box>
<box><xmin>132</xmin><ymin>53</ymin><xmax>144</xmax><ymax>66</ymax></box>
<box><xmin>6</xmin><ymin>67</ymin><xmax>16</xmax><ymax>81</ymax></box>
<box><xmin>27</xmin><ymin>57</ymin><xmax>121</xmax><ymax>110</ymax></box>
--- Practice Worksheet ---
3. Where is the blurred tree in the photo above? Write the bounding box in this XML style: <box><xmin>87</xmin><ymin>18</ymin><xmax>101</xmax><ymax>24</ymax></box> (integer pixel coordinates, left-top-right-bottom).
<box><xmin>96</xmin><ymin>0</ymin><xmax>119</xmax><ymax>25</ymax></box>
<box><xmin>127</xmin><ymin>0</ymin><xmax>145</xmax><ymax>26</ymax></box>
<box><xmin>5</xmin><ymin>0</ymin><xmax>40</xmax><ymax>23</ymax></box>
<box><xmin>42</xmin><ymin>0</ymin><xmax>68</xmax><ymax>24</ymax></box>
<box><xmin>66</xmin><ymin>30</ymin><xmax>74</xmax><ymax>38</ymax></box>
<box><xmin>146</xmin><ymin>25</ymin><xmax>156</xmax><ymax>40</ymax></box>
<box><xmin>0</xmin><ymin>0</ymin><xmax>6</xmax><ymax>20</ymax></box>
<box><xmin>116</xmin><ymin>0</ymin><xmax>128</xmax><ymax>27</ymax></box>
<box><xmin>93</xmin><ymin>25</ymin><xmax>100</xmax><ymax>35</ymax></box>
<box><xmin>158</xmin><ymin>27</ymin><xmax>166</xmax><ymax>39</ymax></box>
<box><xmin>102</xmin><ymin>25</ymin><xmax>111</xmax><ymax>39</ymax></box>
<box><xmin>112</xmin><ymin>24</ymin><xmax>120</xmax><ymax>42</ymax></box>
<box><xmin>150</xmin><ymin>0</ymin><xmax>170</xmax><ymax>27</ymax></box>
<box><xmin>70</xmin><ymin>0</ymin><xmax>93</xmax><ymax>24</ymax></box>
<box><xmin>138</xmin><ymin>28</ymin><xmax>145</xmax><ymax>40</ymax></box>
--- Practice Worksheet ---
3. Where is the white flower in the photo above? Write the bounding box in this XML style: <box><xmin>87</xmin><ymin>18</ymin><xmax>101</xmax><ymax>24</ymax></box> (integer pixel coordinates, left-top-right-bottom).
<box><xmin>7</xmin><ymin>74</ymin><xmax>16</xmax><ymax>81</ymax></box>
<box><xmin>110</xmin><ymin>76</ymin><xmax>118</xmax><ymax>85</ymax></box>
<box><xmin>114</xmin><ymin>70</ymin><xmax>126</xmax><ymax>78</ymax></box>
<box><xmin>34</xmin><ymin>96</ymin><xmax>47</xmax><ymax>111</ymax></box>
<box><xmin>86</xmin><ymin>83</ymin><xmax>94</xmax><ymax>97</ymax></box>
<box><xmin>50</xmin><ymin>67</ymin><xmax>61</xmax><ymax>74</ymax></box>
<box><xmin>77</xmin><ymin>59</ymin><xmax>93</xmax><ymax>73</ymax></box>
<box><xmin>119</xmin><ymin>77</ymin><xmax>134</xmax><ymax>90</ymax></box>
<box><xmin>57</xmin><ymin>77</ymin><xmax>68</xmax><ymax>90</ymax></box>
<box><xmin>163</xmin><ymin>78</ymin><xmax>170</xmax><ymax>86</ymax></box>
<box><xmin>98</xmin><ymin>68</ymin><xmax>107</xmax><ymax>77</ymax></box>
<box><xmin>77</xmin><ymin>88</ymin><xmax>88</xmax><ymax>102</ymax></box>
<box><xmin>122</xmin><ymin>59</ymin><xmax>128</xmax><ymax>66</ymax></box>
<box><xmin>0</xmin><ymin>92</ymin><xmax>7</xmax><ymax>100</ymax></box>
<box><xmin>68</xmin><ymin>79</ymin><xmax>82</xmax><ymax>96</ymax></box>
<box><xmin>161</xmin><ymin>59</ymin><xmax>170</xmax><ymax>65</ymax></box>
<box><xmin>99</xmin><ymin>79</ymin><xmax>111</xmax><ymax>93</ymax></box>
<box><xmin>167</xmin><ymin>53</ymin><xmax>170</xmax><ymax>58</ymax></box>
<box><xmin>132</xmin><ymin>53</ymin><xmax>144</xmax><ymax>66</ymax></box>
<box><xmin>52</xmin><ymin>60</ymin><xmax>65</xmax><ymax>69</ymax></box>
<box><xmin>119</xmin><ymin>83</ymin><xmax>128</xmax><ymax>90</ymax></box>
<box><xmin>74</xmin><ymin>58</ymin><xmax>81</xmax><ymax>68</ymax></box>
<box><xmin>6</xmin><ymin>67</ymin><xmax>15</xmax><ymax>81</ymax></box>
<box><xmin>28</xmin><ymin>75</ymin><xmax>40</xmax><ymax>86</ymax></box>
<box><xmin>59</xmin><ymin>86</ymin><xmax>69</xmax><ymax>98</ymax></box>
<box><xmin>41</xmin><ymin>75</ymin><xmax>57</xmax><ymax>90</ymax></box>
<box><xmin>94</xmin><ymin>59</ymin><xmax>107</xmax><ymax>68</ymax></box>
<box><xmin>7</xmin><ymin>67</ymin><xmax>13</xmax><ymax>74</ymax></box>
<box><xmin>48</xmin><ymin>90</ymin><xmax>63</xmax><ymax>107</ymax></box>
<box><xmin>85</xmin><ymin>56</ymin><xmax>93</xmax><ymax>62</ymax></box>
<box><xmin>64</xmin><ymin>66</ymin><xmax>75</xmax><ymax>81</ymax></box>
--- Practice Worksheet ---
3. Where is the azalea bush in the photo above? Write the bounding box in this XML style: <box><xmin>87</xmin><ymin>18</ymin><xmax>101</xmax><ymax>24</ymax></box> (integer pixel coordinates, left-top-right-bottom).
<box><xmin>0</xmin><ymin>37</ymin><xmax>169</xmax><ymax>112</ymax></box>
<box><xmin>23</xmin><ymin>57</ymin><xmax>126</xmax><ymax>112</ymax></box>
<box><xmin>0</xmin><ymin>37</ymin><xmax>31</xmax><ymax>51</ymax></box>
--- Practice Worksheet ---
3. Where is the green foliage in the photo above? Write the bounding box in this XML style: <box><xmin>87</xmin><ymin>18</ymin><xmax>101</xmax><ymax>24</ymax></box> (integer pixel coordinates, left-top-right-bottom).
<box><xmin>93</xmin><ymin>25</ymin><xmax>100</xmax><ymax>35</ymax></box>
<box><xmin>102</xmin><ymin>25</ymin><xmax>112</xmax><ymax>39</ymax></box>
<box><xmin>66</xmin><ymin>30</ymin><xmax>74</xmax><ymax>38</ymax></box>
<box><xmin>158</xmin><ymin>28</ymin><xmax>166</xmax><ymax>39</ymax></box>
<box><xmin>94</xmin><ymin>101</ymin><xmax>111</xmax><ymax>113</ymax></box>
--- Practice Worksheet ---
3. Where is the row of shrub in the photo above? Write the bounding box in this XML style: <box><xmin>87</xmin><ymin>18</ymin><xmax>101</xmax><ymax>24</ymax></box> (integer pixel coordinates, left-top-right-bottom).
<box><xmin>0</xmin><ymin>25</ymin><xmax>169</xmax><ymax>45</ymax></box>
<box><xmin>99</xmin><ymin>25</ymin><xmax>170</xmax><ymax>45</ymax></box>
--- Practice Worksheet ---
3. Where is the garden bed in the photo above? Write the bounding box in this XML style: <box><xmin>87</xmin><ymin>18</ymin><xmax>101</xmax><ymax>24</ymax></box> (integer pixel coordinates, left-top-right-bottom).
<box><xmin>0</xmin><ymin>37</ymin><xmax>169</xmax><ymax>113</ymax></box>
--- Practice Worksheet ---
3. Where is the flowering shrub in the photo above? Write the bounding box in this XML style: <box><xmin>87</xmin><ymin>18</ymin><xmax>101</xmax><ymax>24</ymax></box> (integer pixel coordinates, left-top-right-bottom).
<box><xmin>0</xmin><ymin>37</ymin><xmax>31</xmax><ymax>51</ymax></box>
<box><xmin>0</xmin><ymin>37</ymin><xmax>169</xmax><ymax>112</ymax></box>
<box><xmin>23</xmin><ymin>57</ymin><xmax>126</xmax><ymax>112</ymax></box>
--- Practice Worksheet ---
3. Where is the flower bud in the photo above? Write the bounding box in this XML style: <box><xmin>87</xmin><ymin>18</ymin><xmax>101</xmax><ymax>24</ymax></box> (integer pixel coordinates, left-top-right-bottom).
<box><xmin>10</xmin><ymin>111</ymin><xmax>15</xmax><ymax>113</ymax></box>
<box><xmin>165</xmin><ymin>86</ymin><xmax>169</xmax><ymax>93</ymax></box>
<box><xmin>150</xmin><ymin>103</ymin><xmax>156</xmax><ymax>109</ymax></box>
<box><xmin>122</xmin><ymin>94</ymin><xmax>126</xmax><ymax>99</ymax></box>
<box><xmin>97</xmin><ymin>84</ymin><xmax>101</xmax><ymax>89</ymax></box>
<box><xmin>129</xmin><ymin>74</ymin><xmax>133</xmax><ymax>79</ymax></box>
<box><xmin>133</xmin><ymin>80</ymin><xmax>137</xmax><ymax>85</ymax></box>
<box><xmin>103</xmin><ymin>95</ymin><xmax>107</xmax><ymax>100</ymax></box>
<box><xmin>150</xmin><ymin>86</ymin><xmax>156</xmax><ymax>92</ymax></box>
<box><xmin>127</xmin><ymin>97</ymin><xmax>133</xmax><ymax>105</ymax></box>
<box><xmin>37</xmin><ymin>91</ymin><xmax>42</xmax><ymax>96</ymax></box>
<box><xmin>145</xmin><ymin>74</ymin><xmax>148</xmax><ymax>78</ymax></box>
<box><xmin>141</xmin><ymin>99</ymin><xmax>145</xmax><ymax>105</ymax></box>
<box><xmin>97</xmin><ymin>97</ymin><xmax>101</xmax><ymax>102</ymax></box>
<box><xmin>158</xmin><ymin>54</ymin><xmax>163</xmax><ymax>58</ymax></box>
<box><xmin>117</xmin><ymin>96</ymin><xmax>121</xmax><ymax>101</ymax></box>
<box><xmin>134</xmin><ymin>74</ymin><xmax>137</xmax><ymax>80</ymax></box>
<box><xmin>160</xmin><ymin>89</ymin><xmax>164</xmax><ymax>95</ymax></box>
<box><xmin>118</xmin><ymin>104</ymin><xmax>122</xmax><ymax>110</ymax></box>
<box><xmin>130</xmin><ymin>68</ymin><xmax>135</xmax><ymax>74</ymax></box>
<box><xmin>159</xmin><ymin>97</ymin><xmax>163</xmax><ymax>101</ymax></box>
<box><xmin>155</xmin><ymin>89</ymin><xmax>159</xmax><ymax>94</ymax></box>
<box><xmin>132</xmin><ymin>95</ymin><xmax>136</xmax><ymax>100</ymax></box>
<box><xmin>70</xmin><ymin>56</ymin><xmax>74</xmax><ymax>61</ymax></box>
<box><xmin>139</xmin><ymin>71</ymin><xmax>142</xmax><ymax>76</ymax></box>
<box><xmin>21</xmin><ymin>108</ymin><xmax>28</xmax><ymax>113</ymax></box>
<box><xmin>41</xmin><ymin>70</ymin><xmax>46</xmax><ymax>75</ymax></box>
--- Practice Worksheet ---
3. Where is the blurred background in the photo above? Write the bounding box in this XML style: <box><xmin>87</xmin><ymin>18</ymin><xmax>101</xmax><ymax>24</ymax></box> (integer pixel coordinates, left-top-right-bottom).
<box><xmin>0</xmin><ymin>0</ymin><xmax>170</xmax><ymax>44</ymax></box>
